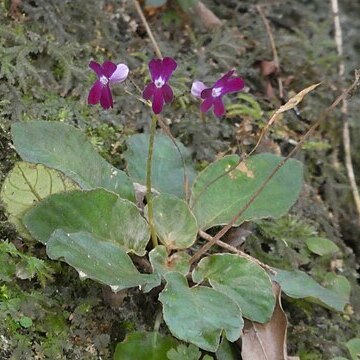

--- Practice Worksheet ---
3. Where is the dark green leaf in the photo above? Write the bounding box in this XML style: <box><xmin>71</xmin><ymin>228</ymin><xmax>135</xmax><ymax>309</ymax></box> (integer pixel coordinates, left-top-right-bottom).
<box><xmin>23</xmin><ymin>188</ymin><xmax>149</xmax><ymax>256</ymax></box>
<box><xmin>306</xmin><ymin>237</ymin><xmax>339</xmax><ymax>256</ymax></box>
<box><xmin>149</xmin><ymin>245</ymin><xmax>191</xmax><ymax>277</ymax></box>
<box><xmin>167</xmin><ymin>344</ymin><xmax>202</xmax><ymax>360</ymax></box>
<box><xmin>345</xmin><ymin>338</ymin><xmax>360</xmax><ymax>360</ymax></box>
<box><xmin>114</xmin><ymin>331</ymin><xmax>178</xmax><ymax>360</ymax></box>
<box><xmin>176</xmin><ymin>0</ymin><xmax>198</xmax><ymax>11</ymax></box>
<box><xmin>216</xmin><ymin>338</ymin><xmax>239</xmax><ymax>360</ymax></box>
<box><xmin>190</xmin><ymin>154</ymin><xmax>303</xmax><ymax>230</ymax></box>
<box><xmin>147</xmin><ymin>194</ymin><xmax>198</xmax><ymax>249</ymax></box>
<box><xmin>47</xmin><ymin>230</ymin><xmax>158</xmax><ymax>292</ymax></box>
<box><xmin>159</xmin><ymin>272</ymin><xmax>243</xmax><ymax>352</ymax></box>
<box><xmin>192</xmin><ymin>254</ymin><xmax>275</xmax><ymax>323</ymax></box>
<box><xmin>12</xmin><ymin>121</ymin><xmax>135</xmax><ymax>201</ymax></box>
<box><xmin>273</xmin><ymin>269</ymin><xmax>347</xmax><ymax>311</ymax></box>
<box><xmin>125</xmin><ymin>133</ymin><xmax>196</xmax><ymax>198</ymax></box>
<box><xmin>19</xmin><ymin>316</ymin><xmax>33</xmax><ymax>328</ymax></box>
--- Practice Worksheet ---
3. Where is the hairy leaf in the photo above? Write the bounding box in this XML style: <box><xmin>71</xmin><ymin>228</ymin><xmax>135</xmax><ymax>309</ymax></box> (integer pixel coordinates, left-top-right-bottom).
<box><xmin>306</xmin><ymin>237</ymin><xmax>339</xmax><ymax>256</ymax></box>
<box><xmin>23</xmin><ymin>188</ymin><xmax>149</xmax><ymax>256</ymax></box>
<box><xmin>114</xmin><ymin>331</ymin><xmax>177</xmax><ymax>360</ymax></box>
<box><xmin>146</xmin><ymin>194</ymin><xmax>198</xmax><ymax>249</ymax></box>
<box><xmin>0</xmin><ymin>162</ymin><xmax>78</xmax><ymax>238</ymax></box>
<box><xmin>192</xmin><ymin>254</ymin><xmax>275</xmax><ymax>323</ymax></box>
<box><xmin>11</xmin><ymin>121</ymin><xmax>135</xmax><ymax>201</ymax></box>
<box><xmin>273</xmin><ymin>269</ymin><xmax>347</xmax><ymax>311</ymax></box>
<box><xmin>190</xmin><ymin>154</ymin><xmax>303</xmax><ymax>230</ymax></box>
<box><xmin>149</xmin><ymin>245</ymin><xmax>191</xmax><ymax>277</ymax></box>
<box><xmin>345</xmin><ymin>338</ymin><xmax>360</xmax><ymax>360</ymax></box>
<box><xmin>167</xmin><ymin>344</ymin><xmax>202</xmax><ymax>360</ymax></box>
<box><xmin>47</xmin><ymin>230</ymin><xmax>158</xmax><ymax>292</ymax></box>
<box><xmin>159</xmin><ymin>272</ymin><xmax>243</xmax><ymax>352</ymax></box>
<box><xmin>125</xmin><ymin>133</ymin><xmax>196</xmax><ymax>198</ymax></box>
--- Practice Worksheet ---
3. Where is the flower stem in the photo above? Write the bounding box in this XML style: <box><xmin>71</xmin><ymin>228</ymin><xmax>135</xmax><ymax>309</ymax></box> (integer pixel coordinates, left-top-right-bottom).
<box><xmin>147</xmin><ymin>115</ymin><xmax>158</xmax><ymax>248</ymax></box>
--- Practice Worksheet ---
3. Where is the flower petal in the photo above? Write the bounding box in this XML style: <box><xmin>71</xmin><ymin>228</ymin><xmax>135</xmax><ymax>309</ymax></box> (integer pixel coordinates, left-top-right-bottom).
<box><xmin>149</xmin><ymin>59</ymin><xmax>162</xmax><ymax>82</ymax></box>
<box><xmin>213</xmin><ymin>97</ymin><xmax>225</xmax><ymax>117</ymax></box>
<box><xmin>143</xmin><ymin>82</ymin><xmax>156</xmax><ymax>100</ymax></box>
<box><xmin>214</xmin><ymin>70</ymin><xmax>235</xmax><ymax>88</ymax></box>
<box><xmin>162</xmin><ymin>84</ymin><xmax>173</xmax><ymax>103</ymax></box>
<box><xmin>152</xmin><ymin>88</ymin><xmax>164</xmax><ymax>114</ymax></box>
<box><xmin>89</xmin><ymin>61</ymin><xmax>103</xmax><ymax>78</ymax></box>
<box><xmin>109</xmin><ymin>64</ymin><xmax>129</xmax><ymax>84</ymax></box>
<box><xmin>191</xmin><ymin>81</ymin><xmax>207</xmax><ymax>98</ymax></box>
<box><xmin>200</xmin><ymin>88</ymin><xmax>212</xmax><ymax>99</ymax></box>
<box><xmin>220</xmin><ymin>77</ymin><xmax>245</xmax><ymax>95</ymax></box>
<box><xmin>101</xmin><ymin>61</ymin><xmax>117</xmax><ymax>79</ymax></box>
<box><xmin>88</xmin><ymin>80</ymin><xmax>103</xmax><ymax>105</ymax></box>
<box><xmin>161</xmin><ymin>57</ymin><xmax>177</xmax><ymax>82</ymax></box>
<box><xmin>200</xmin><ymin>97</ymin><xmax>214</xmax><ymax>113</ymax></box>
<box><xmin>100</xmin><ymin>85</ymin><xmax>113</xmax><ymax>109</ymax></box>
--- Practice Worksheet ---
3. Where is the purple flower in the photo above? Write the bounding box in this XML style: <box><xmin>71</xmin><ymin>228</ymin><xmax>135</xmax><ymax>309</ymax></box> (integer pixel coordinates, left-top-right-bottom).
<box><xmin>143</xmin><ymin>57</ymin><xmax>177</xmax><ymax>114</ymax></box>
<box><xmin>191</xmin><ymin>70</ymin><xmax>245</xmax><ymax>117</ymax></box>
<box><xmin>88</xmin><ymin>60</ymin><xmax>129</xmax><ymax>110</ymax></box>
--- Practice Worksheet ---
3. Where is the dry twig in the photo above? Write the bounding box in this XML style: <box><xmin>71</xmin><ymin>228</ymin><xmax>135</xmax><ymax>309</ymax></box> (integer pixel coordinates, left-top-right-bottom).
<box><xmin>199</xmin><ymin>230</ymin><xmax>276</xmax><ymax>274</ymax></box>
<box><xmin>256</xmin><ymin>4</ymin><xmax>283</xmax><ymax>98</ymax></box>
<box><xmin>330</xmin><ymin>0</ymin><xmax>360</xmax><ymax>222</ymax></box>
<box><xmin>132</xmin><ymin>0</ymin><xmax>163</xmax><ymax>58</ymax></box>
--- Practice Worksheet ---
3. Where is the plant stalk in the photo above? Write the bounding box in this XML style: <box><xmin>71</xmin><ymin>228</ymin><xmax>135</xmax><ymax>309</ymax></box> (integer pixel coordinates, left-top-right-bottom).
<box><xmin>147</xmin><ymin>115</ymin><xmax>158</xmax><ymax>248</ymax></box>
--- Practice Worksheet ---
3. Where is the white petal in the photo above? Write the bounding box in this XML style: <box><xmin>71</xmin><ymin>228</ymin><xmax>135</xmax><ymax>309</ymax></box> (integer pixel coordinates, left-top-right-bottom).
<box><xmin>191</xmin><ymin>81</ymin><xmax>207</xmax><ymax>98</ymax></box>
<box><xmin>109</xmin><ymin>64</ymin><xmax>129</xmax><ymax>84</ymax></box>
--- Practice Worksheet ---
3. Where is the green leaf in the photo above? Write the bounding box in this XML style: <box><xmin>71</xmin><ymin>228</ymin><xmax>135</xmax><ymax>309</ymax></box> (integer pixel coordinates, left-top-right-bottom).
<box><xmin>306</xmin><ymin>237</ymin><xmax>339</xmax><ymax>256</ymax></box>
<box><xmin>227</xmin><ymin>93</ymin><xmax>263</xmax><ymax>120</ymax></box>
<box><xmin>324</xmin><ymin>273</ymin><xmax>351</xmax><ymax>301</ymax></box>
<box><xmin>176</xmin><ymin>0</ymin><xmax>198</xmax><ymax>11</ymax></box>
<box><xmin>0</xmin><ymin>162</ymin><xmax>78</xmax><ymax>238</ymax></box>
<box><xmin>125</xmin><ymin>133</ymin><xmax>196</xmax><ymax>198</ymax></box>
<box><xmin>167</xmin><ymin>344</ymin><xmax>202</xmax><ymax>360</ymax></box>
<box><xmin>345</xmin><ymin>338</ymin><xmax>360</xmax><ymax>360</ymax></box>
<box><xmin>145</xmin><ymin>0</ymin><xmax>167</xmax><ymax>7</ymax></box>
<box><xmin>11</xmin><ymin>121</ymin><xmax>135</xmax><ymax>201</ymax></box>
<box><xmin>192</xmin><ymin>254</ymin><xmax>275</xmax><ymax>323</ymax></box>
<box><xmin>19</xmin><ymin>316</ymin><xmax>33</xmax><ymax>328</ymax></box>
<box><xmin>47</xmin><ymin>230</ymin><xmax>158</xmax><ymax>292</ymax></box>
<box><xmin>216</xmin><ymin>338</ymin><xmax>239</xmax><ymax>360</ymax></box>
<box><xmin>147</xmin><ymin>194</ymin><xmax>198</xmax><ymax>250</ymax></box>
<box><xmin>273</xmin><ymin>269</ymin><xmax>347</xmax><ymax>311</ymax></box>
<box><xmin>23</xmin><ymin>188</ymin><xmax>149</xmax><ymax>256</ymax></box>
<box><xmin>114</xmin><ymin>331</ymin><xmax>178</xmax><ymax>360</ymax></box>
<box><xmin>149</xmin><ymin>245</ymin><xmax>191</xmax><ymax>278</ymax></box>
<box><xmin>159</xmin><ymin>272</ymin><xmax>243</xmax><ymax>352</ymax></box>
<box><xmin>190</xmin><ymin>154</ymin><xmax>303</xmax><ymax>230</ymax></box>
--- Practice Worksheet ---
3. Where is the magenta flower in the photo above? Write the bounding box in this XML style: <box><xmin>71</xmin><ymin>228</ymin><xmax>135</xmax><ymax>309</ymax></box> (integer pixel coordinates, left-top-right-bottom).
<box><xmin>191</xmin><ymin>70</ymin><xmax>245</xmax><ymax>117</ymax></box>
<box><xmin>143</xmin><ymin>57</ymin><xmax>177</xmax><ymax>114</ymax></box>
<box><xmin>88</xmin><ymin>60</ymin><xmax>129</xmax><ymax>110</ymax></box>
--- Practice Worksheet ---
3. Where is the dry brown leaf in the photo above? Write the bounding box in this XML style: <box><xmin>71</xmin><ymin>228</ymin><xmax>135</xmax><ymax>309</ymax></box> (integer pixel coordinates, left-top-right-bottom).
<box><xmin>265</xmin><ymin>81</ymin><xmax>276</xmax><ymax>99</ymax></box>
<box><xmin>241</xmin><ymin>283</ymin><xmax>288</xmax><ymax>360</ymax></box>
<box><xmin>192</xmin><ymin>1</ymin><xmax>222</xmax><ymax>29</ymax></box>
<box><xmin>267</xmin><ymin>82</ymin><xmax>321</xmax><ymax>127</ymax></box>
<box><xmin>261</xmin><ymin>60</ymin><xmax>278</xmax><ymax>77</ymax></box>
<box><xmin>102</xmin><ymin>287</ymin><xmax>127</xmax><ymax>309</ymax></box>
<box><xmin>236</xmin><ymin>162</ymin><xmax>254</xmax><ymax>178</ymax></box>
<box><xmin>9</xmin><ymin>0</ymin><xmax>22</xmax><ymax>18</ymax></box>
<box><xmin>276</xmin><ymin>83</ymin><xmax>321</xmax><ymax>114</ymax></box>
